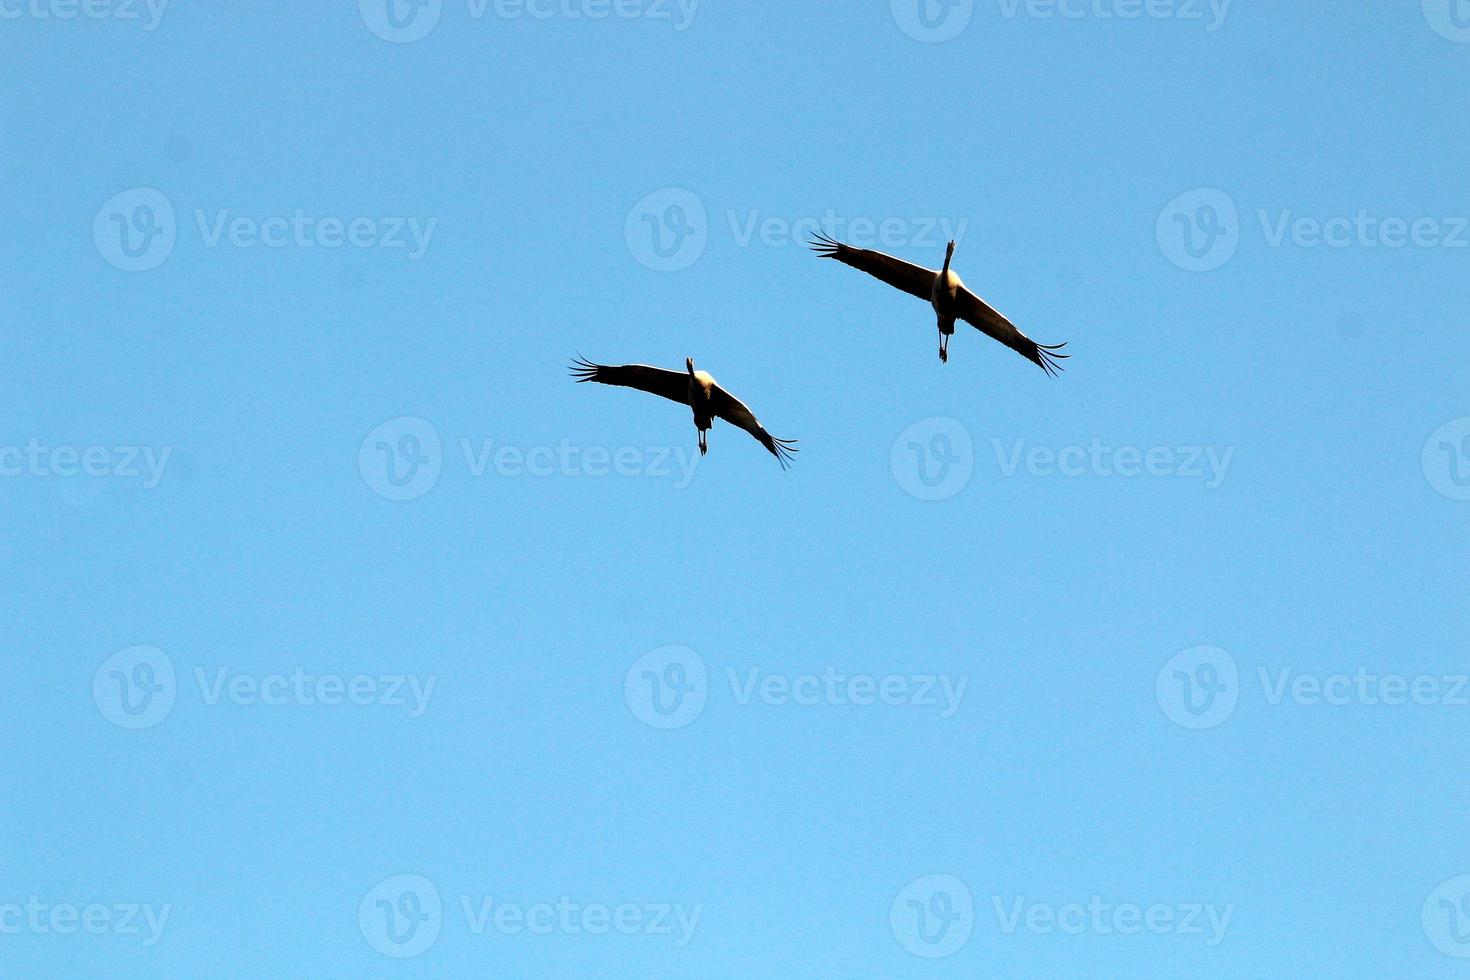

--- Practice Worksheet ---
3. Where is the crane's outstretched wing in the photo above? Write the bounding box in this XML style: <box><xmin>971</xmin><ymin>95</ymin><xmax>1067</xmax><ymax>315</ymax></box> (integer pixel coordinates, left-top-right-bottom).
<box><xmin>808</xmin><ymin>232</ymin><xmax>937</xmax><ymax>301</ymax></box>
<box><xmin>570</xmin><ymin>356</ymin><xmax>690</xmax><ymax>405</ymax></box>
<box><xmin>709</xmin><ymin>386</ymin><xmax>797</xmax><ymax>469</ymax></box>
<box><xmin>954</xmin><ymin>288</ymin><xmax>1069</xmax><ymax>377</ymax></box>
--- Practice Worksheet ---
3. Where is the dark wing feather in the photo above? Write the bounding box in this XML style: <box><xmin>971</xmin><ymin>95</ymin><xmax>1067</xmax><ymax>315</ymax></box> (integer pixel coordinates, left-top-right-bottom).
<box><xmin>569</xmin><ymin>356</ymin><xmax>690</xmax><ymax>405</ymax></box>
<box><xmin>953</xmin><ymin>288</ymin><xmax>1069</xmax><ymax>377</ymax></box>
<box><xmin>808</xmin><ymin>232</ymin><xmax>936</xmax><ymax>301</ymax></box>
<box><xmin>709</xmin><ymin>385</ymin><xmax>797</xmax><ymax>470</ymax></box>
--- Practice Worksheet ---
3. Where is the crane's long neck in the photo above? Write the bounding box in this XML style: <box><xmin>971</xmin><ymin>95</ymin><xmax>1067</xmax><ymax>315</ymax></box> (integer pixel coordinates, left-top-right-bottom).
<box><xmin>941</xmin><ymin>241</ymin><xmax>955</xmax><ymax>275</ymax></box>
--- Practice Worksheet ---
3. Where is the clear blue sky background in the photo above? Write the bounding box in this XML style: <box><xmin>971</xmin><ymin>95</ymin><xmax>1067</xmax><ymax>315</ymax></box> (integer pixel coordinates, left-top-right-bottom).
<box><xmin>3</xmin><ymin>2</ymin><xmax>1469</xmax><ymax>976</ymax></box>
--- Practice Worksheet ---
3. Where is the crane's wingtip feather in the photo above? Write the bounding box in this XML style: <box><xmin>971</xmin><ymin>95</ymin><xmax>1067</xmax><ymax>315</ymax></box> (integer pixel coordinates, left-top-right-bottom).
<box><xmin>569</xmin><ymin>354</ymin><xmax>601</xmax><ymax>382</ymax></box>
<box><xmin>808</xmin><ymin>231</ymin><xmax>842</xmax><ymax>258</ymax></box>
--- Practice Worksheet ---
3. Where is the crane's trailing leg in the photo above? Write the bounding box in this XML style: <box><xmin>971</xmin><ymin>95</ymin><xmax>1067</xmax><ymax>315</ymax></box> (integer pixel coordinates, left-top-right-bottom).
<box><xmin>698</xmin><ymin>428</ymin><xmax>708</xmax><ymax>455</ymax></box>
<box><xmin>938</xmin><ymin>316</ymin><xmax>954</xmax><ymax>363</ymax></box>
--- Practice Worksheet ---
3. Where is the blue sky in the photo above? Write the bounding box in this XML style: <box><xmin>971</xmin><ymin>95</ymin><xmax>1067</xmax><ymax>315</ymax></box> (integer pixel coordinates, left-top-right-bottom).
<box><xmin>3</xmin><ymin>1</ymin><xmax>1469</xmax><ymax>976</ymax></box>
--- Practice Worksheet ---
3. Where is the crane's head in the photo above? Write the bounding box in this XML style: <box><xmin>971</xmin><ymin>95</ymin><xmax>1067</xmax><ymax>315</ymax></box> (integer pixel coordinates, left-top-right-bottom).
<box><xmin>686</xmin><ymin>357</ymin><xmax>695</xmax><ymax>375</ymax></box>
<box><xmin>942</xmin><ymin>239</ymin><xmax>956</xmax><ymax>273</ymax></box>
